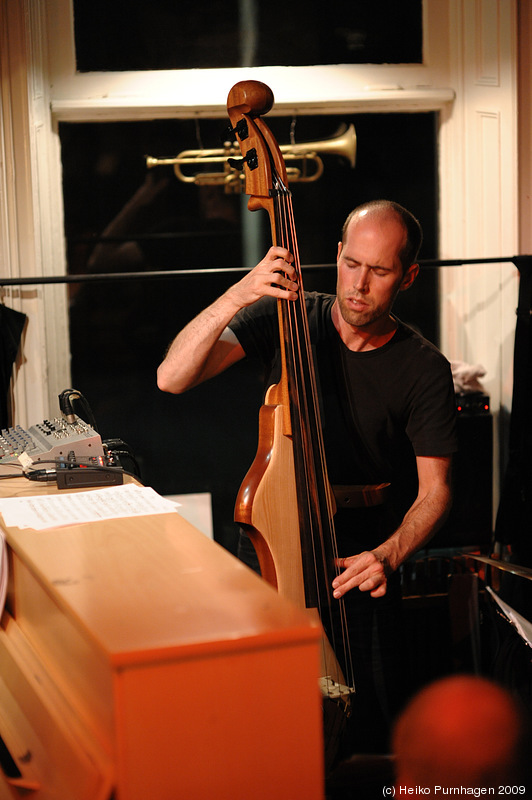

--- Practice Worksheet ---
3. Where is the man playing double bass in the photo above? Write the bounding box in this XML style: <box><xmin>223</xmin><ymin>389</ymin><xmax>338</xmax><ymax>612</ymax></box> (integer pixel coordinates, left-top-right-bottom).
<box><xmin>157</xmin><ymin>199</ymin><xmax>457</xmax><ymax>752</ymax></box>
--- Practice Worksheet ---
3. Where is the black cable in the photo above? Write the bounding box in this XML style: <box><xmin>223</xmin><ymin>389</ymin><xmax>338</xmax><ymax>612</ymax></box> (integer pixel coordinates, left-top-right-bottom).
<box><xmin>58</xmin><ymin>388</ymin><xmax>99</xmax><ymax>431</ymax></box>
<box><xmin>0</xmin><ymin>464</ymin><xmax>26</xmax><ymax>479</ymax></box>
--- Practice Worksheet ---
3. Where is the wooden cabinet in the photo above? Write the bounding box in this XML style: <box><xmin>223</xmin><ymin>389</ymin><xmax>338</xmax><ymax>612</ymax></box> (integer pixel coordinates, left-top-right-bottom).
<box><xmin>0</xmin><ymin>480</ymin><xmax>324</xmax><ymax>799</ymax></box>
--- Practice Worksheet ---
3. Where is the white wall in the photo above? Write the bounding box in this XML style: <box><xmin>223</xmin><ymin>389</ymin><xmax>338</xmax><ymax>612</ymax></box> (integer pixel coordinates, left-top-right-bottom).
<box><xmin>439</xmin><ymin>0</ymin><xmax>518</xmax><ymax>512</ymax></box>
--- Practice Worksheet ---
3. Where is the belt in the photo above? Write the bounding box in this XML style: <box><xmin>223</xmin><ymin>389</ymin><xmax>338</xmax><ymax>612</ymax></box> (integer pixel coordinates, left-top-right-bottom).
<box><xmin>332</xmin><ymin>483</ymin><xmax>390</xmax><ymax>509</ymax></box>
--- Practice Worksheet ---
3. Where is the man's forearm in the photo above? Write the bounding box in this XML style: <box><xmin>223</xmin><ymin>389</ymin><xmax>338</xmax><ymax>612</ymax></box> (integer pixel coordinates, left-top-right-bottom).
<box><xmin>157</xmin><ymin>293</ymin><xmax>242</xmax><ymax>394</ymax></box>
<box><xmin>373</xmin><ymin>482</ymin><xmax>452</xmax><ymax>573</ymax></box>
<box><xmin>332</xmin><ymin>456</ymin><xmax>453</xmax><ymax>599</ymax></box>
<box><xmin>157</xmin><ymin>246</ymin><xmax>298</xmax><ymax>394</ymax></box>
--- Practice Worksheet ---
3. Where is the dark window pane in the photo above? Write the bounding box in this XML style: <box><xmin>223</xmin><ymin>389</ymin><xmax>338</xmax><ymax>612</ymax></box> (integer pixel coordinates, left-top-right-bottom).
<box><xmin>73</xmin><ymin>0</ymin><xmax>422</xmax><ymax>71</ymax></box>
<box><xmin>59</xmin><ymin>111</ymin><xmax>436</xmax><ymax>549</ymax></box>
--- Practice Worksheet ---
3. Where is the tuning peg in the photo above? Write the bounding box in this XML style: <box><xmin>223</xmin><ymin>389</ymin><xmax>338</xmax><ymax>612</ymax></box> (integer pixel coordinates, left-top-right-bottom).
<box><xmin>227</xmin><ymin>119</ymin><xmax>249</xmax><ymax>141</ymax></box>
<box><xmin>228</xmin><ymin>148</ymin><xmax>258</xmax><ymax>172</ymax></box>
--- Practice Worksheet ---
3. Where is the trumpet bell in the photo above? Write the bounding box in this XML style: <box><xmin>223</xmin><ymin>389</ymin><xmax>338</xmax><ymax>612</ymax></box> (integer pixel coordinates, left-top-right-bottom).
<box><xmin>280</xmin><ymin>123</ymin><xmax>356</xmax><ymax>170</ymax></box>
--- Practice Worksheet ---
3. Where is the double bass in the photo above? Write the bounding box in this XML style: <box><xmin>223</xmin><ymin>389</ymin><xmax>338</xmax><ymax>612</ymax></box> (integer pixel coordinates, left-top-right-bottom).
<box><xmin>227</xmin><ymin>81</ymin><xmax>355</xmax><ymax>763</ymax></box>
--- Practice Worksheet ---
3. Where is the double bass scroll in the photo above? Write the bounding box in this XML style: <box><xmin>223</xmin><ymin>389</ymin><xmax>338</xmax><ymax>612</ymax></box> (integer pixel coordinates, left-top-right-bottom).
<box><xmin>226</xmin><ymin>81</ymin><xmax>355</xmax><ymax>752</ymax></box>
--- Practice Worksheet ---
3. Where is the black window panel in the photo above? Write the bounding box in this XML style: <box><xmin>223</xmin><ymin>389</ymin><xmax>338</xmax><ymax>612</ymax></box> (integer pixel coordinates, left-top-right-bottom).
<box><xmin>59</xmin><ymin>111</ymin><xmax>437</xmax><ymax>550</ymax></box>
<box><xmin>73</xmin><ymin>0</ymin><xmax>422</xmax><ymax>71</ymax></box>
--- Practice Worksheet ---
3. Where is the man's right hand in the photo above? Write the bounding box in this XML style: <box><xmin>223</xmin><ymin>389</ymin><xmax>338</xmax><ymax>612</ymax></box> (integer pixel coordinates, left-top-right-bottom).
<box><xmin>157</xmin><ymin>246</ymin><xmax>298</xmax><ymax>394</ymax></box>
<box><xmin>224</xmin><ymin>246</ymin><xmax>298</xmax><ymax>310</ymax></box>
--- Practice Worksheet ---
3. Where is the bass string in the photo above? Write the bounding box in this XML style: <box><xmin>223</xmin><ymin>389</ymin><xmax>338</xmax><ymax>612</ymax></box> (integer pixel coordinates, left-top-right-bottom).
<box><xmin>273</xmin><ymin>181</ymin><xmax>355</xmax><ymax>688</ymax></box>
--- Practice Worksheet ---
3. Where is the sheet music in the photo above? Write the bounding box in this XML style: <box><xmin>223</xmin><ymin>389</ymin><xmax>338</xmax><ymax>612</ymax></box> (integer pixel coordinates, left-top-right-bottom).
<box><xmin>0</xmin><ymin>483</ymin><xmax>181</xmax><ymax>531</ymax></box>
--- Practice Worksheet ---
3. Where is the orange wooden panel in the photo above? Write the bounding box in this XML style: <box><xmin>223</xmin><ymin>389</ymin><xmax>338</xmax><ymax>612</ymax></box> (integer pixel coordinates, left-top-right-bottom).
<box><xmin>0</xmin><ymin>478</ymin><xmax>325</xmax><ymax>799</ymax></box>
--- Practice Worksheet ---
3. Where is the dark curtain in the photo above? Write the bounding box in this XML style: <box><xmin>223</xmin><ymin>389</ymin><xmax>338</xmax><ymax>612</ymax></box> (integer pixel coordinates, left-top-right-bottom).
<box><xmin>0</xmin><ymin>304</ymin><xmax>27</xmax><ymax>428</ymax></box>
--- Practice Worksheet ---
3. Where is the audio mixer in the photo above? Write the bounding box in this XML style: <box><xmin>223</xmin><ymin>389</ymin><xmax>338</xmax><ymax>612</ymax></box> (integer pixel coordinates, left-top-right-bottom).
<box><xmin>0</xmin><ymin>417</ymin><xmax>104</xmax><ymax>465</ymax></box>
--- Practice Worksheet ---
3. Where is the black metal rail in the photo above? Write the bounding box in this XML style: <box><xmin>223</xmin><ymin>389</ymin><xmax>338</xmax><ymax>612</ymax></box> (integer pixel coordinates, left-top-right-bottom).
<box><xmin>0</xmin><ymin>255</ymin><xmax>530</xmax><ymax>286</ymax></box>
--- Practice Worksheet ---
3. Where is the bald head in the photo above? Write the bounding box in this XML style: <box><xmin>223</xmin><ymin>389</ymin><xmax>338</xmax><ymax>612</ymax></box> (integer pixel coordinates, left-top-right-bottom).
<box><xmin>393</xmin><ymin>675</ymin><xmax>528</xmax><ymax>789</ymax></box>
<box><xmin>341</xmin><ymin>200</ymin><xmax>423</xmax><ymax>274</ymax></box>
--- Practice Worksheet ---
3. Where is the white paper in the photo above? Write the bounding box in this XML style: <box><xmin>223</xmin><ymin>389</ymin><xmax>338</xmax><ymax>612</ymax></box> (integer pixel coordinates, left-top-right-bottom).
<box><xmin>486</xmin><ymin>586</ymin><xmax>532</xmax><ymax>648</ymax></box>
<box><xmin>0</xmin><ymin>483</ymin><xmax>181</xmax><ymax>531</ymax></box>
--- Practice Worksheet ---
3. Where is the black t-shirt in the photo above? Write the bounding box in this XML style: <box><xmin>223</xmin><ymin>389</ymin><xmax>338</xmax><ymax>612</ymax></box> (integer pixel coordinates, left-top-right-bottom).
<box><xmin>229</xmin><ymin>291</ymin><xmax>457</xmax><ymax>542</ymax></box>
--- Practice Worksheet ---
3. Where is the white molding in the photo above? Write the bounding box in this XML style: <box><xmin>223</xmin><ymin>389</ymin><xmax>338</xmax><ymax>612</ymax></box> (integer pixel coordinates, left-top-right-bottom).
<box><xmin>518</xmin><ymin>0</ymin><xmax>532</xmax><ymax>253</ymax></box>
<box><xmin>1</xmin><ymin>0</ymin><xmax>47</xmax><ymax>425</ymax></box>
<box><xmin>439</xmin><ymin>0</ymin><xmax>519</xmax><ymax>519</ymax></box>
<box><xmin>475</xmin><ymin>0</ymin><xmax>501</xmax><ymax>86</ymax></box>
<box><xmin>51</xmin><ymin>87</ymin><xmax>456</xmax><ymax>123</ymax></box>
<box><xmin>46</xmin><ymin>0</ymin><xmax>455</xmax><ymax>121</ymax></box>
<box><xmin>27</xmin><ymin>1</ymin><xmax>71</xmax><ymax>415</ymax></box>
<box><xmin>0</xmin><ymin>0</ymin><xmax>71</xmax><ymax>425</ymax></box>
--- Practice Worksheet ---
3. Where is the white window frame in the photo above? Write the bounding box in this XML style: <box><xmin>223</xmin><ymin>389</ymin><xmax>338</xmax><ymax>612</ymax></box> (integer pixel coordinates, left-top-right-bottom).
<box><xmin>1</xmin><ymin>0</ymin><xmax>518</xmax><ymax>519</ymax></box>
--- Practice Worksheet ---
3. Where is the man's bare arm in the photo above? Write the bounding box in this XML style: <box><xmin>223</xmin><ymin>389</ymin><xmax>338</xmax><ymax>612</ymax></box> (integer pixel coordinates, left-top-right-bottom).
<box><xmin>157</xmin><ymin>246</ymin><xmax>297</xmax><ymax>394</ymax></box>
<box><xmin>332</xmin><ymin>455</ymin><xmax>452</xmax><ymax>598</ymax></box>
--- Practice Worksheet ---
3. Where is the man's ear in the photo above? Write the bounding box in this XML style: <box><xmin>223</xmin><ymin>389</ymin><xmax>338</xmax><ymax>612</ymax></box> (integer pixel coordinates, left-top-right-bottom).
<box><xmin>400</xmin><ymin>263</ymin><xmax>419</xmax><ymax>291</ymax></box>
<box><xmin>337</xmin><ymin>241</ymin><xmax>343</xmax><ymax>261</ymax></box>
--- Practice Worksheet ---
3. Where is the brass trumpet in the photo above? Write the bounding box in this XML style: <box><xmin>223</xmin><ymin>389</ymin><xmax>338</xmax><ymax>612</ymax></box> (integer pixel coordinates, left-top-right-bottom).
<box><xmin>145</xmin><ymin>123</ymin><xmax>356</xmax><ymax>192</ymax></box>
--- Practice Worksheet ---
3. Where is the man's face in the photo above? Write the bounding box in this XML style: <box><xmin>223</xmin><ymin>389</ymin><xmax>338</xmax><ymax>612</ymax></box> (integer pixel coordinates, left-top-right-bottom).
<box><xmin>336</xmin><ymin>211</ymin><xmax>418</xmax><ymax>332</ymax></box>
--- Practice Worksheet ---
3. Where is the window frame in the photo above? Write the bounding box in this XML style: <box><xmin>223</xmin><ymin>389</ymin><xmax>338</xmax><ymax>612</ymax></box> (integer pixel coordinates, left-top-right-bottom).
<box><xmin>1</xmin><ymin>0</ymin><xmax>519</xmax><ymax>524</ymax></box>
<box><xmin>47</xmin><ymin>0</ymin><xmax>454</xmax><ymax>123</ymax></box>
